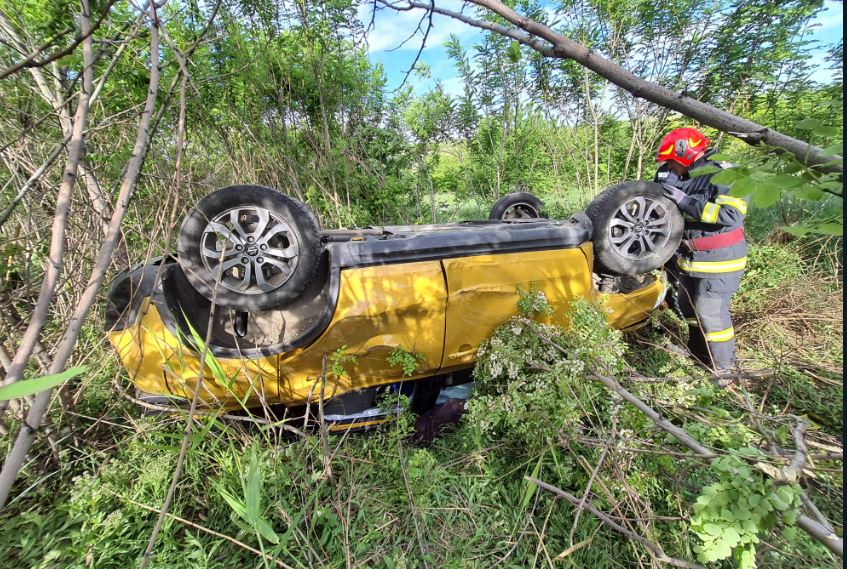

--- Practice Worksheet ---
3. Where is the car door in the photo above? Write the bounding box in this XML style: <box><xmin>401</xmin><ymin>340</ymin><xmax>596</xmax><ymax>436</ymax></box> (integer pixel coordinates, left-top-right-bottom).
<box><xmin>440</xmin><ymin>246</ymin><xmax>594</xmax><ymax>371</ymax></box>
<box><xmin>277</xmin><ymin>260</ymin><xmax>448</xmax><ymax>404</ymax></box>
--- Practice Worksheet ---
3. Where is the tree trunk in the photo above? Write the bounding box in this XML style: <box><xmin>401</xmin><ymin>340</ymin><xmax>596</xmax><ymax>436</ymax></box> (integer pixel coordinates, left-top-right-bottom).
<box><xmin>0</xmin><ymin>0</ymin><xmax>162</xmax><ymax>508</ymax></box>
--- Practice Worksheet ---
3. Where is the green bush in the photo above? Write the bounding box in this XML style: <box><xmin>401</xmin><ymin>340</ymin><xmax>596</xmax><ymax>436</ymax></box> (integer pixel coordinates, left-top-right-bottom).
<box><xmin>467</xmin><ymin>298</ymin><xmax>625</xmax><ymax>449</ymax></box>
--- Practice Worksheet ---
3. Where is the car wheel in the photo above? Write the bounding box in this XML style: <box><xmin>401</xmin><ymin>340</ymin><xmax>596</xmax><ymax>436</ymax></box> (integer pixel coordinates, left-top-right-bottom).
<box><xmin>177</xmin><ymin>185</ymin><xmax>322</xmax><ymax>310</ymax></box>
<box><xmin>585</xmin><ymin>181</ymin><xmax>683</xmax><ymax>275</ymax></box>
<box><xmin>488</xmin><ymin>192</ymin><xmax>545</xmax><ymax>220</ymax></box>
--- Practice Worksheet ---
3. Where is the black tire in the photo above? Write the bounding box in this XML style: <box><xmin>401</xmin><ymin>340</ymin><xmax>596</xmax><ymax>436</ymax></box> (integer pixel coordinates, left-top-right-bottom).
<box><xmin>585</xmin><ymin>181</ymin><xmax>684</xmax><ymax>275</ymax></box>
<box><xmin>488</xmin><ymin>192</ymin><xmax>545</xmax><ymax>220</ymax></box>
<box><xmin>177</xmin><ymin>185</ymin><xmax>321</xmax><ymax>310</ymax></box>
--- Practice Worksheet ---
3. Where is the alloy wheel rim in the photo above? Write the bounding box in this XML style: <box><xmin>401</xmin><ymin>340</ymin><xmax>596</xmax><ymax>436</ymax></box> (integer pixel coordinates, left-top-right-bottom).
<box><xmin>200</xmin><ymin>206</ymin><xmax>300</xmax><ymax>295</ymax></box>
<box><xmin>501</xmin><ymin>202</ymin><xmax>540</xmax><ymax>220</ymax></box>
<box><xmin>608</xmin><ymin>196</ymin><xmax>671</xmax><ymax>260</ymax></box>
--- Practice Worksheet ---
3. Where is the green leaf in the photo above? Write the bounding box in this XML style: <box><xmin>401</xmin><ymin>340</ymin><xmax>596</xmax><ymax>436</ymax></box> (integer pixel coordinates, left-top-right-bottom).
<box><xmin>183</xmin><ymin>314</ymin><xmax>231</xmax><ymax>388</ymax></box>
<box><xmin>729</xmin><ymin>177</ymin><xmax>755</xmax><ymax>197</ymax></box>
<box><xmin>521</xmin><ymin>452</ymin><xmax>545</xmax><ymax>508</ymax></box>
<box><xmin>776</xmin><ymin>486</ymin><xmax>796</xmax><ymax>504</ymax></box>
<box><xmin>710</xmin><ymin>168</ymin><xmax>741</xmax><ymax>185</ymax></box>
<box><xmin>783</xmin><ymin>161</ymin><xmax>804</xmax><ymax>173</ymax></box>
<box><xmin>712</xmin><ymin>538</ymin><xmax>733</xmax><ymax>560</ymax></box>
<box><xmin>253</xmin><ymin>516</ymin><xmax>280</xmax><ymax>545</ymax></box>
<box><xmin>782</xmin><ymin>526</ymin><xmax>798</xmax><ymax>544</ymax></box>
<box><xmin>752</xmin><ymin>183</ymin><xmax>781</xmax><ymax>208</ymax></box>
<box><xmin>782</xmin><ymin>509</ymin><xmax>797</xmax><ymax>525</ymax></box>
<box><xmin>792</xmin><ymin>187</ymin><xmax>826</xmax><ymax>201</ymax></box>
<box><xmin>245</xmin><ymin>451</ymin><xmax>262</xmax><ymax>523</ymax></box>
<box><xmin>218</xmin><ymin>487</ymin><xmax>248</xmax><ymax>519</ymax></box>
<box><xmin>815</xmin><ymin>223</ymin><xmax>843</xmax><ymax>236</ymax></box>
<box><xmin>0</xmin><ymin>366</ymin><xmax>86</xmax><ymax>401</ymax></box>
<box><xmin>795</xmin><ymin>118</ymin><xmax>821</xmax><ymax>130</ymax></box>
<box><xmin>733</xmin><ymin>508</ymin><xmax>751</xmax><ymax>521</ymax></box>
<box><xmin>742</xmin><ymin>518</ymin><xmax>758</xmax><ymax>533</ymax></box>
<box><xmin>780</xmin><ymin>225</ymin><xmax>812</xmax><ymax>236</ymax></box>
<box><xmin>738</xmin><ymin>545</ymin><xmax>756</xmax><ymax>569</ymax></box>
<box><xmin>821</xmin><ymin>142</ymin><xmax>843</xmax><ymax>156</ymax></box>
<box><xmin>689</xmin><ymin>165</ymin><xmax>722</xmax><ymax>177</ymax></box>
<box><xmin>703</xmin><ymin>523</ymin><xmax>723</xmax><ymax>536</ymax></box>
<box><xmin>813</xmin><ymin>125</ymin><xmax>840</xmax><ymax>137</ymax></box>
<box><xmin>770</xmin><ymin>494</ymin><xmax>790</xmax><ymax>512</ymax></box>
<box><xmin>767</xmin><ymin>174</ymin><xmax>802</xmax><ymax>188</ymax></box>
<box><xmin>506</xmin><ymin>41</ymin><xmax>521</xmax><ymax>63</ymax></box>
<box><xmin>722</xmin><ymin>526</ymin><xmax>741</xmax><ymax>547</ymax></box>
<box><xmin>707</xmin><ymin>153</ymin><xmax>734</xmax><ymax>162</ymax></box>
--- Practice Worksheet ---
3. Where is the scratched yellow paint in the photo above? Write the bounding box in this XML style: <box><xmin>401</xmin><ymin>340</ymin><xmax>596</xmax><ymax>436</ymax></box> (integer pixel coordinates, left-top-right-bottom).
<box><xmin>108</xmin><ymin>247</ymin><xmax>665</xmax><ymax>409</ymax></box>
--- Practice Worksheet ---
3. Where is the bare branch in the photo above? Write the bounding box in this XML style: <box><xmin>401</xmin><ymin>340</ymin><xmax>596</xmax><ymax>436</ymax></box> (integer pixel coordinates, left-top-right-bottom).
<box><xmin>0</xmin><ymin>0</ymin><xmax>162</xmax><ymax>508</ymax></box>
<box><xmin>524</xmin><ymin>321</ymin><xmax>844</xmax><ymax>558</ymax></box>
<box><xmin>0</xmin><ymin>0</ymin><xmax>97</xmax><ymax>421</ymax></box>
<box><xmin>0</xmin><ymin>132</ymin><xmax>71</xmax><ymax>228</ymax></box>
<box><xmin>526</xmin><ymin>477</ymin><xmax>707</xmax><ymax>569</ymax></box>
<box><xmin>780</xmin><ymin>420</ymin><xmax>808</xmax><ymax>484</ymax></box>
<box><xmin>386</xmin><ymin>0</ymin><xmax>435</xmax><ymax>92</ymax></box>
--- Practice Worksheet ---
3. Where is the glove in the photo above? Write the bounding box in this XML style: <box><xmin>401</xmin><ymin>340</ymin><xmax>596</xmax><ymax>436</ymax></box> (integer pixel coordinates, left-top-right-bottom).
<box><xmin>661</xmin><ymin>183</ymin><xmax>688</xmax><ymax>205</ymax></box>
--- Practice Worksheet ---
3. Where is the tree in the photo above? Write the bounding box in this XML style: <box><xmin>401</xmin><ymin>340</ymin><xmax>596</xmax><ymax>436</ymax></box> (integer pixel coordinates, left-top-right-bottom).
<box><xmin>376</xmin><ymin>0</ymin><xmax>842</xmax><ymax>175</ymax></box>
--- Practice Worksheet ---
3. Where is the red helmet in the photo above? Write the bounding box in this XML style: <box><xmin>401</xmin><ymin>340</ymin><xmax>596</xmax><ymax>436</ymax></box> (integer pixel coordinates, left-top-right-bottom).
<box><xmin>656</xmin><ymin>127</ymin><xmax>710</xmax><ymax>167</ymax></box>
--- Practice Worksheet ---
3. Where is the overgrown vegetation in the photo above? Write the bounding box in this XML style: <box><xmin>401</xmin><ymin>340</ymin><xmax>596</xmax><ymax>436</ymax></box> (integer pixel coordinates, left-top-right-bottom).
<box><xmin>1</xmin><ymin>247</ymin><xmax>841</xmax><ymax>567</ymax></box>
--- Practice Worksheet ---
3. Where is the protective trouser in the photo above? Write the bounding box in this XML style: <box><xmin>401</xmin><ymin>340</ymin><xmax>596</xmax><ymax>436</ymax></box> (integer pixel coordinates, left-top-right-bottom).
<box><xmin>676</xmin><ymin>274</ymin><xmax>738</xmax><ymax>370</ymax></box>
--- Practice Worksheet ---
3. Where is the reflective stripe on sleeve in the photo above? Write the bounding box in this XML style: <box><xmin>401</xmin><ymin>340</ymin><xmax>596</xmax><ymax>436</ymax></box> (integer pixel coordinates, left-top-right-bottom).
<box><xmin>701</xmin><ymin>202</ymin><xmax>721</xmax><ymax>223</ymax></box>
<box><xmin>704</xmin><ymin>326</ymin><xmax>735</xmax><ymax>342</ymax></box>
<box><xmin>715</xmin><ymin>195</ymin><xmax>748</xmax><ymax>214</ymax></box>
<box><xmin>677</xmin><ymin>256</ymin><xmax>747</xmax><ymax>273</ymax></box>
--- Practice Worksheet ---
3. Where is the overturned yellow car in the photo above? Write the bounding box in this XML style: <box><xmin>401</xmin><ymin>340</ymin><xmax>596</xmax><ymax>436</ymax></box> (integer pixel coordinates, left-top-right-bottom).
<box><xmin>106</xmin><ymin>184</ymin><xmax>680</xmax><ymax>426</ymax></box>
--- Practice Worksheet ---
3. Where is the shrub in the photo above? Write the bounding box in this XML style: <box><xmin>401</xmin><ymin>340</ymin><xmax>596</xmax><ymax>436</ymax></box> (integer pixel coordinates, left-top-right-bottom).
<box><xmin>466</xmin><ymin>298</ymin><xmax>625</xmax><ymax>449</ymax></box>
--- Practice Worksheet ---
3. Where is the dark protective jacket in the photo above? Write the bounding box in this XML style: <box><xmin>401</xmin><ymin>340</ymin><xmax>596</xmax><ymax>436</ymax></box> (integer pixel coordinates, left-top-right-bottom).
<box><xmin>655</xmin><ymin>151</ymin><xmax>748</xmax><ymax>280</ymax></box>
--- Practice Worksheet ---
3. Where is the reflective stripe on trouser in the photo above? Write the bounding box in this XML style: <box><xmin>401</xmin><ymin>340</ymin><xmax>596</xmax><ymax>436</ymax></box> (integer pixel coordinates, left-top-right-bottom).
<box><xmin>677</xmin><ymin>256</ymin><xmax>747</xmax><ymax>274</ymax></box>
<box><xmin>677</xmin><ymin>275</ymin><xmax>737</xmax><ymax>370</ymax></box>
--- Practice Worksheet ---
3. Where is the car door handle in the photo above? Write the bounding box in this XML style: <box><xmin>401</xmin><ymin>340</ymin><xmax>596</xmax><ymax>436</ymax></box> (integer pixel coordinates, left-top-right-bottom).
<box><xmin>447</xmin><ymin>347</ymin><xmax>477</xmax><ymax>360</ymax></box>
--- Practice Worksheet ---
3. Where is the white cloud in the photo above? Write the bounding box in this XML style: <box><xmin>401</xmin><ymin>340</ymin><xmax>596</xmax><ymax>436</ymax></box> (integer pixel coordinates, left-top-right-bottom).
<box><xmin>811</xmin><ymin>0</ymin><xmax>843</xmax><ymax>32</ymax></box>
<box><xmin>440</xmin><ymin>76</ymin><xmax>465</xmax><ymax>96</ymax></box>
<box><xmin>358</xmin><ymin>1</ymin><xmax>479</xmax><ymax>53</ymax></box>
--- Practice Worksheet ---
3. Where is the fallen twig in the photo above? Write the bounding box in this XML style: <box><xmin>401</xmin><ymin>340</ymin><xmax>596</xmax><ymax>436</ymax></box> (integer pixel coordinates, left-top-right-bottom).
<box><xmin>525</xmin><ymin>322</ymin><xmax>844</xmax><ymax>558</ymax></box>
<box><xmin>526</xmin><ymin>477</ymin><xmax>706</xmax><ymax>569</ymax></box>
<box><xmin>780</xmin><ymin>421</ymin><xmax>808</xmax><ymax>484</ymax></box>
<box><xmin>568</xmin><ymin>428</ymin><xmax>611</xmax><ymax>545</ymax></box>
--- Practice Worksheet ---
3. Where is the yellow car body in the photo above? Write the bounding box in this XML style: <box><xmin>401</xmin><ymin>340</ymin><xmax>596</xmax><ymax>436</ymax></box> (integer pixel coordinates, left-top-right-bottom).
<box><xmin>107</xmin><ymin>220</ymin><xmax>666</xmax><ymax>412</ymax></box>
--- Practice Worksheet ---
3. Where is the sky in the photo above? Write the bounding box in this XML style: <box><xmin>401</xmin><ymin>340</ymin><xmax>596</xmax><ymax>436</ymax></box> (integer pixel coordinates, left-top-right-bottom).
<box><xmin>360</xmin><ymin>0</ymin><xmax>844</xmax><ymax>96</ymax></box>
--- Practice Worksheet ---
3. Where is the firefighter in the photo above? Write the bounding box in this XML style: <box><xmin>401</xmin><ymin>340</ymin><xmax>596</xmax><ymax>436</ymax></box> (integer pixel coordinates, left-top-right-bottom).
<box><xmin>654</xmin><ymin>127</ymin><xmax>749</xmax><ymax>383</ymax></box>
